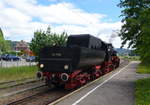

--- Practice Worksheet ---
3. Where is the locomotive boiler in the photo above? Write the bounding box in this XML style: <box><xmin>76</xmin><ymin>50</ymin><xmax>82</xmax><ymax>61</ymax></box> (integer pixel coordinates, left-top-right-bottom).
<box><xmin>37</xmin><ymin>34</ymin><xmax>120</xmax><ymax>89</ymax></box>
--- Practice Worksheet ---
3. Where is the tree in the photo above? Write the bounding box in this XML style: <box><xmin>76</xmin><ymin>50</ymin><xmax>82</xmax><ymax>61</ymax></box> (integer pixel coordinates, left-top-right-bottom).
<box><xmin>30</xmin><ymin>26</ymin><xmax>68</xmax><ymax>57</ymax></box>
<box><xmin>0</xmin><ymin>28</ymin><xmax>10</xmax><ymax>53</ymax></box>
<box><xmin>29</xmin><ymin>30</ymin><xmax>51</xmax><ymax>56</ymax></box>
<box><xmin>50</xmin><ymin>32</ymin><xmax>68</xmax><ymax>46</ymax></box>
<box><xmin>118</xmin><ymin>0</ymin><xmax>150</xmax><ymax>63</ymax></box>
<box><xmin>0</xmin><ymin>28</ymin><xmax>4</xmax><ymax>40</ymax></box>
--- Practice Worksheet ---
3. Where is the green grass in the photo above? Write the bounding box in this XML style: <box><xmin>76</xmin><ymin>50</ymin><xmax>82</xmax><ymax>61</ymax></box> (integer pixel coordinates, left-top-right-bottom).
<box><xmin>0</xmin><ymin>66</ymin><xmax>38</xmax><ymax>82</ymax></box>
<box><xmin>120</xmin><ymin>56</ymin><xmax>140</xmax><ymax>61</ymax></box>
<box><xmin>137</xmin><ymin>63</ymin><xmax>150</xmax><ymax>74</ymax></box>
<box><xmin>135</xmin><ymin>78</ymin><xmax>150</xmax><ymax>105</ymax></box>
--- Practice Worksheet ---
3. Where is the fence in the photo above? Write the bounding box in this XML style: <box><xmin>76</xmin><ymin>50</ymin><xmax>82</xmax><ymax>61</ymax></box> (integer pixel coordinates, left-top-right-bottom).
<box><xmin>0</xmin><ymin>59</ymin><xmax>37</xmax><ymax>68</ymax></box>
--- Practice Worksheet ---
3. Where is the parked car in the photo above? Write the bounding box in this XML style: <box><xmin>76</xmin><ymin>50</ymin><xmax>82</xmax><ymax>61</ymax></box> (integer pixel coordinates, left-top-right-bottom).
<box><xmin>26</xmin><ymin>56</ymin><xmax>36</xmax><ymax>62</ymax></box>
<box><xmin>1</xmin><ymin>54</ymin><xmax>8</xmax><ymax>60</ymax></box>
<box><xmin>4</xmin><ymin>54</ymin><xmax>20</xmax><ymax>61</ymax></box>
<box><xmin>0</xmin><ymin>55</ymin><xmax>2</xmax><ymax>60</ymax></box>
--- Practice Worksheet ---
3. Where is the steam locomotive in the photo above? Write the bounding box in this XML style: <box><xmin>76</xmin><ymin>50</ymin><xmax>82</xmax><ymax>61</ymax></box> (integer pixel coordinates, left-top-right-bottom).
<box><xmin>37</xmin><ymin>34</ymin><xmax>120</xmax><ymax>89</ymax></box>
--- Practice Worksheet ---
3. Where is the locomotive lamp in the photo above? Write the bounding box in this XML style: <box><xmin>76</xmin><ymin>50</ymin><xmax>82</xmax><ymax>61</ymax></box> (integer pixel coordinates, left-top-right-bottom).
<box><xmin>40</xmin><ymin>64</ymin><xmax>44</xmax><ymax>68</ymax></box>
<box><xmin>64</xmin><ymin>65</ymin><xmax>69</xmax><ymax>70</ymax></box>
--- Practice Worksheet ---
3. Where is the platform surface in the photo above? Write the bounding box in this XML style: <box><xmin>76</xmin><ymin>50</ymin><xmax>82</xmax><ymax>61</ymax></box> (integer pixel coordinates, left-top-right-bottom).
<box><xmin>54</xmin><ymin>61</ymin><xmax>141</xmax><ymax>105</ymax></box>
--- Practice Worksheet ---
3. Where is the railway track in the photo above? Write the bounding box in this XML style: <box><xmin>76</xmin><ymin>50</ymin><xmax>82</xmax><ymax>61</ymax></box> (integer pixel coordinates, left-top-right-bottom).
<box><xmin>0</xmin><ymin>78</ymin><xmax>40</xmax><ymax>90</ymax></box>
<box><xmin>0</xmin><ymin>83</ymin><xmax>47</xmax><ymax>105</ymax></box>
<box><xmin>0</xmin><ymin>84</ymin><xmax>46</xmax><ymax>98</ymax></box>
<box><xmin>6</xmin><ymin>88</ymin><xmax>71</xmax><ymax>105</ymax></box>
<box><xmin>2</xmin><ymin>59</ymin><xmax>128</xmax><ymax>105</ymax></box>
<box><xmin>0</xmin><ymin>78</ymin><xmax>34</xmax><ymax>86</ymax></box>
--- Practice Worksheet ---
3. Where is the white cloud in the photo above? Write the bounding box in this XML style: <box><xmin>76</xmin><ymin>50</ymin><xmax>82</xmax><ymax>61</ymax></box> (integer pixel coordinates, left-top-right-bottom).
<box><xmin>0</xmin><ymin>0</ymin><xmax>122</xmax><ymax>48</ymax></box>
<box><xmin>0</xmin><ymin>2</ymin><xmax>4</xmax><ymax>9</ymax></box>
<box><xmin>1</xmin><ymin>8</ymin><xmax>31</xmax><ymax>24</ymax></box>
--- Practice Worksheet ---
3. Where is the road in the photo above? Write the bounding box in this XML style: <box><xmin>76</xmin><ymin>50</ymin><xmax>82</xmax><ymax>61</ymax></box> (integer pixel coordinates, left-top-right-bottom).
<box><xmin>54</xmin><ymin>61</ymin><xmax>142</xmax><ymax>105</ymax></box>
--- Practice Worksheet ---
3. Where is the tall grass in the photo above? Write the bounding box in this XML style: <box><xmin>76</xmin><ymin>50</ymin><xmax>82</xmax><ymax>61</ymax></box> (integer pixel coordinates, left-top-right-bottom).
<box><xmin>0</xmin><ymin>66</ymin><xmax>38</xmax><ymax>82</ymax></box>
<box><xmin>136</xmin><ymin>63</ymin><xmax>150</xmax><ymax>74</ymax></box>
<box><xmin>135</xmin><ymin>78</ymin><xmax>150</xmax><ymax>105</ymax></box>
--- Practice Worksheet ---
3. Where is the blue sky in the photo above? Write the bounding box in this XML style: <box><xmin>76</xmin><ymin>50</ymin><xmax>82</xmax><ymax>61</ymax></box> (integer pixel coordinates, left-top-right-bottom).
<box><xmin>70</xmin><ymin>0</ymin><xmax>121</xmax><ymax>22</ymax></box>
<box><xmin>37</xmin><ymin>0</ymin><xmax>122</xmax><ymax>22</ymax></box>
<box><xmin>0</xmin><ymin>0</ymin><xmax>123</xmax><ymax>48</ymax></box>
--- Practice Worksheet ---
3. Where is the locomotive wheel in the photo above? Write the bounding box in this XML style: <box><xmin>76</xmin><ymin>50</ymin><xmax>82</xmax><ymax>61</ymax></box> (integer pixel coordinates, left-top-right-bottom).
<box><xmin>111</xmin><ymin>65</ymin><xmax>115</xmax><ymax>71</ymax></box>
<box><xmin>99</xmin><ymin>71</ymin><xmax>103</xmax><ymax>76</ymax></box>
<box><xmin>91</xmin><ymin>74</ymin><xmax>96</xmax><ymax>80</ymax></box>
<box><xmin>114</xmin><ymin>62</ymin><xmax>119</xmax><ymax>68</ymax></box>
<box><xmin>96</xmin><ymin>71</ymin><xmax>101</xmax><ymax>78</ymax></box>
<box><xmin>102</xmin><ymin>68</ymin><xmax>109</xmax><ymax>74</ymax></box>
<box><xmin>45</xmin><ymin>79</ymin><xmax>53</xmax><ymax>88</ymax></box>
<box><xmin>116</xmin><ymin>62</ymin><xmax>120</xmax><ymax>68</ymax></box>
<box><xmin>78</xmin><ymin>78</ymin><xmax>85</xmax><ymax>86</ymax></box>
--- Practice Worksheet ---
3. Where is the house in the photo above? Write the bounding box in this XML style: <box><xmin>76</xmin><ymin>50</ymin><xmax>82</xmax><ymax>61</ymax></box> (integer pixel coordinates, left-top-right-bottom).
<box><xmin>15</xmin><ymin>40</ymin><xmax>29</xmax><ymax>51</ymax></box>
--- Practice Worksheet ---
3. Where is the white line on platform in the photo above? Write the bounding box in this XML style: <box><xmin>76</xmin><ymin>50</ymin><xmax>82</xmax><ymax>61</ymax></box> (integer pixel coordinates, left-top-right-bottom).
<box><xmin>72</xmin><ymin>62</ymin><xmax>131</xmax><ymax>105</ymax></box>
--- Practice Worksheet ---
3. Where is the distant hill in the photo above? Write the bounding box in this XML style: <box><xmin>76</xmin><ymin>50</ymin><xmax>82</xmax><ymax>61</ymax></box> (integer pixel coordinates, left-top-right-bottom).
<box><xmin>115</xmin><ymin>48</ymin><xmax>131</xmax><ymax>55</ymax></box>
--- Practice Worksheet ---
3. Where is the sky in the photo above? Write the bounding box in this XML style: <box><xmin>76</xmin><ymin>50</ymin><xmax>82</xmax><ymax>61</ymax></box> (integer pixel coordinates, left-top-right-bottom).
<box><xmin>0</xmin><ymin>0</ymin><xmax>124</xmax><ymax>48</ymax></box>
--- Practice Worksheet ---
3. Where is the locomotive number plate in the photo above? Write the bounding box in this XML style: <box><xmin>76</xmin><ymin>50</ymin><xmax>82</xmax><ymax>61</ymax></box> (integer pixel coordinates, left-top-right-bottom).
<box><xmin>52</xmin><ymin>53</ymin><xmax>62</xmax><ymax>56</ymax></box>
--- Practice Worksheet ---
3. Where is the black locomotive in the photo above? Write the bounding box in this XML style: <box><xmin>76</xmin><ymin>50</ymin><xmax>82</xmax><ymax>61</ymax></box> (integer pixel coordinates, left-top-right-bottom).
<box><xmin>37</xmin><ymin>34</ymin><xmax>120</xmax><ymax>89</ymax></box>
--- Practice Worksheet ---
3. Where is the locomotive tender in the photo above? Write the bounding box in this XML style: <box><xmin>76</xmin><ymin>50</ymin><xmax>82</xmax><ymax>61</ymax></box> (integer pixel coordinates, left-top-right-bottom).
<box><xmin>37</xmin><ymin>34</ymin><xmax>120</xmax><ymax>89</ymax></box>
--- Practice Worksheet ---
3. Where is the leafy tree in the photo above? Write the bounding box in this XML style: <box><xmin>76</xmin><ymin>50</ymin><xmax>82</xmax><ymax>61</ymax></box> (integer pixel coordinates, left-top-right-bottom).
<box><xmin>118</xmin><ymin>0</ymin><xmax>150</xmax><ymax>62</ymax></box>
<box><xmin>29</xmin><ymin>30</ymin><xmax>51</xmax><ymax>56</ymax></box>
<box><xmin>46</xmin><ymin>26</ymin><xmax>68</xmax><ymax>46</ymax></box>
<box><xmin>0</xmin><ymin>28</ymin><xmax>4</xmax><ymax>40</ymax></box>
<box><xmin>0</xmin><ymin>28</ymin><xmax>10</xmax><ymax>53</ymax></box>
<box><xmin>0</xmin><ymin>28</ymin><xmax>5</xmax><ymax>51</ymax></box>
<box><xmin>50</xmin><ymin>32</ymin><xmax>68</xmax><ymax>46</ymax></box>
<box><xmin>30</xmin><ymin>26</ymin><xmax>68</xmax><ymax>57</ymax></box>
